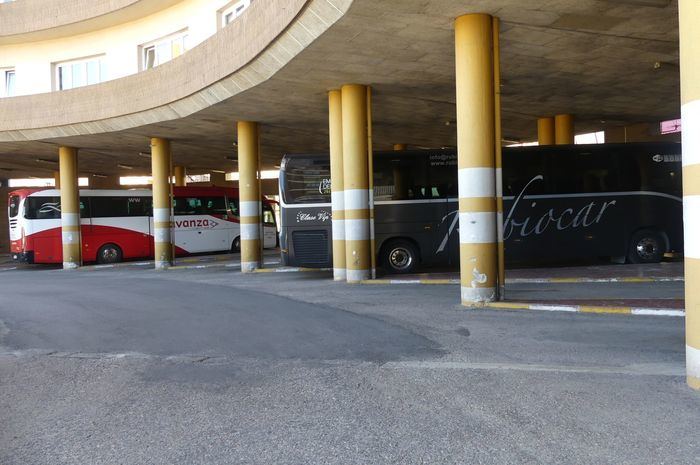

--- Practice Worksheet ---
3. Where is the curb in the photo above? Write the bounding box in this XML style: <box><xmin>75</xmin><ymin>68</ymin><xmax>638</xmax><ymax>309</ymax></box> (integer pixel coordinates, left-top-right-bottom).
<box><xmin>361</xmin><ymin>278</ymin><xmax>458</xmax><ymax>285</ymax></box>
<box><xmin>253</xmin><ymin>267</ymin><xmax>331</xmax><ymax>273</ymax></box>
<box><xmin>481</xmin><ymin>301</ymin><xmax>684</xmax><ymax>317</ymax></box>
<box><xmin>361</xmin><ymin>276</ymin><xmax>684</xmax><ymax>285</ymax></box>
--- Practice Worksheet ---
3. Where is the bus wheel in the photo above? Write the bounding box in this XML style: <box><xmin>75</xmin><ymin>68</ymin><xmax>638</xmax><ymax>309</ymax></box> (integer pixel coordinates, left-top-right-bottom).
<box><xmin>232</xmin><ymin>236</ymin><xmax>241</xmax><ymax>253</ymax></box>
<box><xmin>97</xmin><ymin>243</ymin><xmax>123</xmax><ymax>264</ymax></box>
<box><xmin>627</xmin><ymin>230</ymin><xmax>664</xmax><ymax>264</ymax></box>
<box><xmin>382</xmin><ymin>240</ymin><xmax>419</xmax><ymax>274</ymax></box>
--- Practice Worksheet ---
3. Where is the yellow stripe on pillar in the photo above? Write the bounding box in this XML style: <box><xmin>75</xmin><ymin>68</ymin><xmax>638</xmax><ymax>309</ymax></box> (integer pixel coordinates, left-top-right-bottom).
<box><xmin>679</xmin><ymin>0</ymin><xmax>700</xmax><ymax>390</ymax></box>
<box><xmin>329</xmin><ymin>90</ymin><xmax>346</xmax><ymax>281</ymax></box>
<box><xmin>455</xmin><ymin>13</ymin><xmax>498</xmax><ymax>305</ymax></box>
<box><xmin>58</xmin><ymin>146</ymin><xmax>81</xmax><ymax>269</ymax></box>
<box><xmin>174</xmin><ymin>166</ymin><xmax>186</xmax><ymax>187</ymax></box>
<box><xmin>237</xmin><ymin>121</ymin><xmax>262</xmax><ymax>273</ymax></box>
<box><xmin>151</xmin><ymin>137</ymin><xmax>173</xmax><ymax>269</ymax></box>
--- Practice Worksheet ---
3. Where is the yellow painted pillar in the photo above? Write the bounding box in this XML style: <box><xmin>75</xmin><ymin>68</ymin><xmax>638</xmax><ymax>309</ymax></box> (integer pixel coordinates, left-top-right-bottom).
<box><xmin>455</xmin><ymin>14</ymin><xmax>498</xmax><ymax>305</ymax></box>
<box><xmin>329</xmin><ymin>90</ymin><xmax>346</xmax><ymax>281</ymax></box>
<box><xmin>151</xmin><ymin>137</ymin><xmax>174</xmax><ymax>269</ymax></box>
<box><xmin>174</xmin><ymin>165</ymin><xmax>187</xmax><ymax>187</ymax></box>
<box><xmin>367</xmin><ymin>86</ymin><xmax>376</xmax><ymax>279</ymax></box>
<box><xmin>393</xmin><ymin>144</ymin><xmax>407</xmax><ymax>151</ymax></box>
<box><xmin>555</xmin><ymin>114</ymin><xmax>575</xmax><ymax>145</ymax></box>
<box><xmin>679</xmin><ymin>0</ymin><xmax>700</xmax><ymax>390</ymax></box>
<box><xmin>53</xmin><ymin>171</ymin><xmax>61</xmax><ymax>189</ymax></box>
<box><xmin>493</xmin><ymin>16</ymin><xmax>505</xmax><ymax>299</ymax></box>
<box><xmin>237</xmin><ymin>121</ymin><xmax>262</xmax><ymax>272</ymax></box>
<box><xmin>537</xmin><ymin>117</ymin><xmax>555</xmax><ymax>145</ymax></box>
<box><xmin>58</xmin><ymin>147</ymin><xmax>81</xmax><ymax>269</ymax></box>
<box><xmin>341</xmin><ymin>84</ymin><xmax>370</xmax><ymax>283</ymax></box>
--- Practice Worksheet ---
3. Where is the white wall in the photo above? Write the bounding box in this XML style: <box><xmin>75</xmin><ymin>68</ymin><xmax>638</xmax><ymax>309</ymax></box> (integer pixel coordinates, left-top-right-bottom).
<box><xmin>0</xmin><ymin>0</ymin><xmax>244</xmax><ymax>96</ymax></box>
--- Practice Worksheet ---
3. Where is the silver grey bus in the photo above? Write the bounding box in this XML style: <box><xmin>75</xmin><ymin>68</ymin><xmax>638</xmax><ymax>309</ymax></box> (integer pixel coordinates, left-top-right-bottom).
<box><xmin>279</xmin><ymin>142</ymin><xmax>683</xmax><ymax>273</ymax></box>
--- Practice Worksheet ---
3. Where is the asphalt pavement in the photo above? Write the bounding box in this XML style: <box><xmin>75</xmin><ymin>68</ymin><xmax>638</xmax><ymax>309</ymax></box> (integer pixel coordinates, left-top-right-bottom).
<box><xmin>0</xmin><ymin>260</ymin><xmax>697</xmax><ymax>464</ymax></box>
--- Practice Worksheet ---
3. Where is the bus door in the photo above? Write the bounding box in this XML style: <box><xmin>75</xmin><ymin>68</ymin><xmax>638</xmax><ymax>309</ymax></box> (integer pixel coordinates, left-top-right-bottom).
<box><xmin>173</xmin><ymin>195</ymin><xmax>230</xmax><ymax>253</ymax></box>
<box><xmin>262</xmin><ymin>203</ymin><xmax>278</xmax><ymax>248</ymax></box>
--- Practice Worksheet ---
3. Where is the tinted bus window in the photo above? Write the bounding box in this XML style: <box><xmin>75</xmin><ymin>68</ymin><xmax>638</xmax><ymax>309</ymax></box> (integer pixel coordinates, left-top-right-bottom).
<box><xmin>8</xmin><ymin>195</ymin><xmax>20</xmax><ymax>218</ymax></box>
<box><xmin>374</xmin><ymin>154</ymin><xmax>430</xmax><ymax>200</ymax></box>
<box><xmin>90</xmin><ymin>196</ymin><xmax>149</xmax><ymax>217</ymax></box>
<box><xmin>228</xmin><ymin>197</ymin><xmax>239</xmax><ymax>217</ymax></box>
<box><xmin>174</xmin><ymin>196</ymin><xmax>227</xmax><ymax>215</ymax></box>
<box><xmin>281</xmin><ymin>157</ymin><xmax>331</xmax><ymax>204</ymax></box>
<box><xmin>263</xmin><ymin>203</ymin><xmax>276</xmax><ymax>226</ymax></box>
<box><xmin>428</xmin><ymin>152</ymin><xmax>458</xmax><ymax>198</ymax></box>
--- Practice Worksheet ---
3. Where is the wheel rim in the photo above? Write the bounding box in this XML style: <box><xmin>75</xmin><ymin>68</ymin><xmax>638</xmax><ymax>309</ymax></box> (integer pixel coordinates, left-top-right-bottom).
<box><xmin>101</xmin><ymin>247</ymin><xmax>118</xmax><ymax>262</ymax></box>
<box><xmin>635</xmin><ymin>237</ymin><xmax>659</xmax><ymax>261</ymax></box>
<box><xmin>389</xmin><ymin>247</ymin><xmax>413</xmax><ymax>271</ymax></box>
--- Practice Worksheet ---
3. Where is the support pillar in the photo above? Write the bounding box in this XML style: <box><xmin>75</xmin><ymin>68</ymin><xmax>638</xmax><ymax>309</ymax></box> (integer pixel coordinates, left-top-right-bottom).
<box><xmin>555</xmin><ymin>114</ymin><xmax>574</xmax><ymax>145</ymax></box>
<box><xmin>58</xmin><ymin>147</ymin><xmax>81</xmax><ymax>269</ymax></box>
<box><xmin>237</xmin><ymin>121</ymin><xmax>262</xmax><ymax>272</ymax></box>
<box><xmin>53</xmin><ymin>171</ymin><xmax>61</xmax><ymax>189</ymax></box>
<box><xmin>455</xmin><ymin>14</ymin><xmax>498</xmax><ymax>305</ymax></box>
<box><xmin>151</xmin><ymin>137</ymin><xmax>173</xmax><ymax>269</ymax></box>
<box><xmin>174</xmin><ymin>166</ymin><xmax>186</xmax><ymax>187</ymax></box>
<box><xmin>537</xmin><ymin>117</ymin><xmax>555</xmax><ymax>145</ymax></box>
<box><xmin>493</xmin><ymin>16</ymin><xmax>505</xmax><ymax>299</ymax></box>
<box><xmin>393</xmin><ymin>144</ymin><xmax>407</xmax><ymax>151</ymax></box>
<box><xmin>679</xmin><ymin>0</ymin><xmax>700</xmax><ymax>390</ymax></box>
<box><xmin>341</xmin><ymin>84</ymin><xmax>370</xmax><ymax>283</ymax></box>
<box><xmin>329</xmin><ymin>90</ymin><xmax>346</xmax><ymax>281</ymax></box>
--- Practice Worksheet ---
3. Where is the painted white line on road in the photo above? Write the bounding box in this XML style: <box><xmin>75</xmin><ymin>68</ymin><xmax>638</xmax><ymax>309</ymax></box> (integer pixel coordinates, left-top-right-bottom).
<box><xmin>384</xmin><ymin>360</ymin><xmax>685</xmax><ymax>377</ymax></box>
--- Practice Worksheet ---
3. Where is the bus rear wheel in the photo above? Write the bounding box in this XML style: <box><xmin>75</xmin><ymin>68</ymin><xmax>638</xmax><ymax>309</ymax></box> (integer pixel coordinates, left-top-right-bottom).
<box><xmin>627</xmin><ymin>230</ymin><xmax>664</xmax><ymax>264</ymax></box>
<box><xmin>232</xmin><ymin>236</ymin><xmax>241</xmax><ymax>253</ymax></box>
<box><xmin>97</xmin><ymin>243</ymin><xmax>123</xmax><ymax>264</ymax></box>
<box><xmin>381</xmin><ymin>240</ymin><xmax>419</xmax><ymax>274</ymax></box>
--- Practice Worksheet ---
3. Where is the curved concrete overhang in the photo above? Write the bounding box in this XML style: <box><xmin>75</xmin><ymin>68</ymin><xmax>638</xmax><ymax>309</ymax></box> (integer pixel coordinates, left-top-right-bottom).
<box><xmin>0</xmin><ymin>0</ymin><xmax>186</xmax><ymax>45</ymax></box>
<box><xmin>0</xmin><ymin>0</ymin><xmax>352</xmax><ymax>142</ymax></box>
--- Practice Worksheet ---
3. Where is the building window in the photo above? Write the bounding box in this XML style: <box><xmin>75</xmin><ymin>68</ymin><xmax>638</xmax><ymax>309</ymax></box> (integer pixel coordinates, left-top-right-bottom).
<box><xmin>55</xmin><ymin>56</ymin><xmax>107</xmax><ymax>91</ymax></box>
<box><xmin>141</xmin><ymin>31</ymin><xmax>189</xmax><ymax>70</ymax></box>
<box><xmin>2</xmin><ymin>69</ymin><xmax>15</xmax><ymax>97</ymax></box>
<box><xmin>220</xmin><ymin>0</ymin><xmax>251</xmax><ymax>28</ymax></box>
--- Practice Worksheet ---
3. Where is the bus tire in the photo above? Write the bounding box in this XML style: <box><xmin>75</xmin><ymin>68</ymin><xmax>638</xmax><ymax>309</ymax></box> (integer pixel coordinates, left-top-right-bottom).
<box><xmin>627</xmin><ymin>229</ymin><xmax>665</xmax><ymax>264</ymax></box>
<box><xmin>232</xmin><ymin>236</ymin><xmax>241</xmax><ymax>253</ymax></box>
<box><xmin>381</xmin><ymin>239</ymin><xmax>419</xmax><ymax>274</ymax></box>
<box><xmin>96</xmin><ymin>243</ymin><xmax>123</xmax><ymax>264</ymax></box>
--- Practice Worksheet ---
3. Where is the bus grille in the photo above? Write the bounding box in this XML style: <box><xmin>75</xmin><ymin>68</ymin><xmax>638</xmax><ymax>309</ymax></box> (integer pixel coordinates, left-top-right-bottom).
<box><xmin>292</xmin><ymin>230</ymin><xmax>329</xmax><ymax>267</ymax></box>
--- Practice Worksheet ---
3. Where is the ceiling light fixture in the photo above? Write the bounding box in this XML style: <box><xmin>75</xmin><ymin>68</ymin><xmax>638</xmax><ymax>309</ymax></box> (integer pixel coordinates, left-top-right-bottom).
<box><xmin>117</xmin><ymin>164</ymin><xmax>134</xmax><ymax>170</ymax></box>
<box><xmin>36</xmin><ymin>158</ymin><xmax>58</xmax><ymax>165</ymax></box>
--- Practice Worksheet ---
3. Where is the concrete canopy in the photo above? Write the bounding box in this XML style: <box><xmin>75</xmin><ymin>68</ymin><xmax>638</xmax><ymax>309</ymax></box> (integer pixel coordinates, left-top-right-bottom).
<box><xmin>0</xmin><ymin>0</ymin><xmax>680</xmax><ymax>179</ymax></box>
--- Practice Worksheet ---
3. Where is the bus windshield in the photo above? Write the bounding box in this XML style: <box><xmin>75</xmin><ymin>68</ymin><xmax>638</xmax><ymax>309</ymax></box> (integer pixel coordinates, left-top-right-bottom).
<box><xmin>281</xmin><ymin>156</ymin><xmax>331</xmax><ymax>204</ymax></box>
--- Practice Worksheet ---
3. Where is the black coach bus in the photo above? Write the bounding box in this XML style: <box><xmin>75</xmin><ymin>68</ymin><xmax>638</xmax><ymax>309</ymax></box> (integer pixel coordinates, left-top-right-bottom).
<box><xmin>279</xmin><ymin>142</ymin><xmax>683</xmax><ymax>273</ymax></box>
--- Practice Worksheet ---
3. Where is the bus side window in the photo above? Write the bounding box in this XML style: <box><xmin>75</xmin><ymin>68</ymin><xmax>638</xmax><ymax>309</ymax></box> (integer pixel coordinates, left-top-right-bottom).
<box><xmin>80</xmin><ymin>197</ymin><xmax>90</xmax><ymax>218</ymax></box>
<box><xmin>228</xmin><ymin>198</ymin><xmax>239</xmax><ymax>217</ymax></box>
<box><xmin>263</xmin><ymin>204</ymin><xmax>276</xmax><ymax>227</ymax></box>
<box><xmin>203</xmin><ymin>197</ymin><xmax>227</xmax><ymax>216</ymax></box>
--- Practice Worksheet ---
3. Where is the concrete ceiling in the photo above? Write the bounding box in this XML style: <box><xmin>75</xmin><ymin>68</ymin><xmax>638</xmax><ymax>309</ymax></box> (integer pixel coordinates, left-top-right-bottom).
<box><xmin>0</xmin><ymin>0</ymin><xmax>681</xmax><ymax>179</ymax></box>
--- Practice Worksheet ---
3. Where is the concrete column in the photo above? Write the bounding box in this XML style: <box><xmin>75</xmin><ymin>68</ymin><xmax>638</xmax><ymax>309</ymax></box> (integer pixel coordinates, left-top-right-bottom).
<box><xmin>393</xmin><ymin>144</ymin><xmax>407</xmax><ymax>151</ymax></box>
<box><xmin>237</xmin><ymin>121</ymin><xmax>262</xmax><ymax>272</ymax></box>
<box><xmin>329</xmin><ymin>90</ymin><xmax>346</xmax><ymax>281</ymax></box>
<box><xmin>455</xmin><ymin>14</ymin><xmax>498</xmax><ymax>305</ymax></box>
<box><xmin>679</xmin><ymin>0</ymin><xmax>700</xmax><ymax>390</ymax></box>
<box><xmin>53</xmin><ymin>171</ymin><xmax>61</xmax><ymax>189</ymax></box>
<box><xmin>341</xmin><ymin>84</ymin><xmax>370</xmax><ymax>283</ymax></box>
<box><xmin>58</xmin><ymin>147</ymin><xmax>81</xmax><ymax>269</ymax></box>
<box><xmin>151</xmin><ymin>137</ymin><xmax>173</xmax><ymax>269</ymax></box>
<box><xmin>493</xmin><ymin>16</ymin><xmax>505</xmax><ymax>299</ymax></box>
<box><xmin>555</xmin><ymin>114</ymin><xmax>575</xmax><ymax>145</ymax></box>
<box><xmin>537</xmin><ymin>117</ymin><xmax>555</xmax><ymax>145</ymax></box>
<box><xmin>174</xmin><ymin>166</ymin><xmax>186</xmax><ymax>187</ymax></box>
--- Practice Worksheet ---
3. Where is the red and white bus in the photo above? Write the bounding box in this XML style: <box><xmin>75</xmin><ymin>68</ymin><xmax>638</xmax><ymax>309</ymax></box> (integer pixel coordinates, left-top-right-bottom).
<box><xmin>8</xmin><ymin>186</ymin><xmax>278</xmax><ymax>264</ymax></box>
